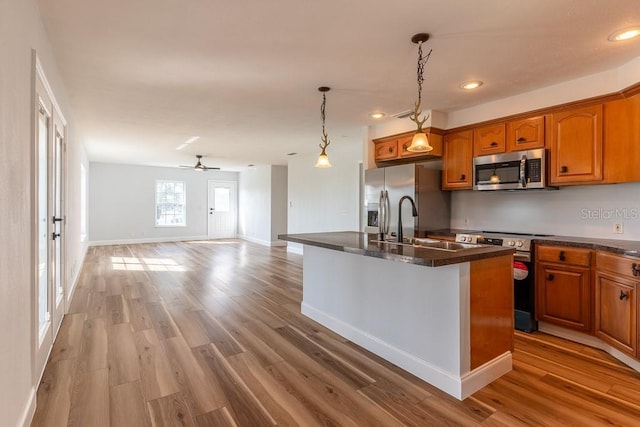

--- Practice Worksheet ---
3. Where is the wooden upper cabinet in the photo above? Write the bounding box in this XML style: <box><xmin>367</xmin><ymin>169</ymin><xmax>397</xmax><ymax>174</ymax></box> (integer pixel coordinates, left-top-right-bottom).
<box><xmin>473</xmin><ymin>124</ymin><xmax>505</xmax><ymax>156</ymax></box>
<box><xmin>374</xmin><ymin>139</ymin><xmax>398</xmax><ymax>161</ymax></box>
<box><xmin>373</xmin><ymin>129</ymin><xmax>443</xmax><ymax>163</ymax></box>
<box><xmin>443</xmin><ymin>130</ymin><xmax>473</xmax><ymax>190</ymax></box>
<box><xmin>507</xmin><ymin>116</ymin><xmax>545</xmax><ymax>152</ymax></box>
<box><xmin>548</xmin><ymin>104</ymin><xmax>603</xmax><ymax>185</ymax></box>
<box><xmin>398</xmin><ymin>132</ymin><xmax>443</xmax><ymax>158</ymax></box>
<box><xmin>604</xmin><ymin>94</ymin><xmax>640</xmax><ymax>184</ymax></box>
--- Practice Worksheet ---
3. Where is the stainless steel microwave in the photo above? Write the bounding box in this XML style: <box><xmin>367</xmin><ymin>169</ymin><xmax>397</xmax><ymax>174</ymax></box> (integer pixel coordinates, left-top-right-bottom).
<box><xmin>473</xmin><ymin>148</ymin><xmax>549</xmax><ymax>190</ymax></box>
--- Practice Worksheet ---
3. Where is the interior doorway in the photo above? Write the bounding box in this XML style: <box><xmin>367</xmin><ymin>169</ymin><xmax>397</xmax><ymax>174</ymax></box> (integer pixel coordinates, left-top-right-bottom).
<box><xmin>207</xmin><ymin>180</ymin><xmax>237</xmax><ymax>239</ymax></box>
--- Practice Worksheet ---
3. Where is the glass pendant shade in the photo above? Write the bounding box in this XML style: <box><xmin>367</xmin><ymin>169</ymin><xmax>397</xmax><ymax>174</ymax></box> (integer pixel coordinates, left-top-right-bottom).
<box><xmin>489</xmin><ymin>170</ymin><xmax>500</xmax><ymax>183</ymax></box>
<box><xmin>406</xmin><ymin>132</ymin><xmax>433</xmax><ymax>152</ymax></box>
<box><xmin>315</xmin><ymin>151</ymin><xmax>331</xmax><ymax>168</ymax></box>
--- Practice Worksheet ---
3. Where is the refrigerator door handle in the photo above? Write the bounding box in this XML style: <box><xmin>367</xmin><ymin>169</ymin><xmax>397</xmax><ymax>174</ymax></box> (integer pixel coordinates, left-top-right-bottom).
<box><xmin>378</xmin><ymin>191</ymin><xmax>384</xmax><ymax>235</ymax></box>
<box><xmin>384</xmin><ymin>190</ymin><xmax>390</xmax><ymax>235</ymax></box>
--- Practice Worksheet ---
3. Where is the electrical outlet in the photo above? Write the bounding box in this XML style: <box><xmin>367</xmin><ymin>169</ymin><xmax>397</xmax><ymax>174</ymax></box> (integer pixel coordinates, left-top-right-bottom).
<box><xmin>464</xmin><ymin>218</ymin><xmax>470</xmax><ymax>226</ymax></box>
<box><xmin>614</xmin><ymin>223</ymin><xmax>624</xmax><ymax>234</ymax></box>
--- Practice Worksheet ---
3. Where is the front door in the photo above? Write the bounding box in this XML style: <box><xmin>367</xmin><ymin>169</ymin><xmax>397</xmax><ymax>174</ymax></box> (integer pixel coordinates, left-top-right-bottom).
<box><xmin>207</xmin><ymin>180</ymin><xmax>237</xmax><ymax>239</ymax></box>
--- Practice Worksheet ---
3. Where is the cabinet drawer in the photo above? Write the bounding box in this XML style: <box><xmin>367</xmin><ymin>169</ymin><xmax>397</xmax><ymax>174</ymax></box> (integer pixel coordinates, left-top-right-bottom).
<box><xmin>374</xmin><ymin>140</ymin><xmax>398</xmax><ymax>161</ymax></box>
<box><xmin>597</xmin><ymin>251</ymin><xmax>640</xmax><ymax>280</ymax></box>
<box><xmin>536</xmin><ymin>245</ymin><xmax>592</xmax><ymax>267</ymax></box>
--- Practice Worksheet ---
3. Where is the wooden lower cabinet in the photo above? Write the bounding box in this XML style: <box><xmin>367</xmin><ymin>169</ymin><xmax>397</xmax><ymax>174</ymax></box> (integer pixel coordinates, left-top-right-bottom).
<box><xmin>595</xmin><ymin>251</ymin><xmax>639</xmax><ymax>357</ymax></box>
<box><xmin>595</xmin><ymin>272</ymin><xmax>637</xmax><ymax>356</ymax></box>
<box><xmin>536</xmin><ymin>262</ymin><xmax>592</xmax><ymax>332</ymax></box>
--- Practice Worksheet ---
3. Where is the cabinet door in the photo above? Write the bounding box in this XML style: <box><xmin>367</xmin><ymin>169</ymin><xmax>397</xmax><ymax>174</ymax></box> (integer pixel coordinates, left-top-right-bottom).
<box><xmin>374</xmin><ymin>139</ymin><xmax>398</xmax><ymax>161</ymax></box>
<box><xmin>507</xmin><ymin>116</ymin><xmax>545</xmax><ymax>151</ymax></box>
<box><xmin>536</xmin><ymin>263</ymin><xmax>592</xmax><ymax>332</ymax></box>
<box><xmin>604</xmin><ymin>94</ymin><xmax>640</xmax><ymax>184</ymax></box>
<box><xmin>442</xmin><ymin>130</ymin><xmax>473</xmax><ymax>190</ymax></box>
<box><xmin>595</xmin><ymin>272</ymin><xmax>637</xmax><ymax>356</ymax></box>
<box><xmin>473</xmin><ymin>124</ymin><xmax>505</xmax><ymax>156</ymax></box>
<box><xmin>548</xmin><ymin>105</ymin><xmax>603</xmax><ymax>184</ymax></box>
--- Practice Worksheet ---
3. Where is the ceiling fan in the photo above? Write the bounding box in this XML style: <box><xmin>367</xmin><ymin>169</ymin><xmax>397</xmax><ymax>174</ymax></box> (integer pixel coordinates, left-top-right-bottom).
<box><xmin>179</xmin><ymin>154</ymin><xmax>220</xmax><ymax>171</ymax></box>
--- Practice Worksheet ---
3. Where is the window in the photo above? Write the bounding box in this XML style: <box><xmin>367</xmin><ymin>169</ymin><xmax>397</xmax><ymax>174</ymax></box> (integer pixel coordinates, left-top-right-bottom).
<box><xmin>155</xmin><ymin>180</ymin><xmax>186</xmax><ymax>226</ymax></box>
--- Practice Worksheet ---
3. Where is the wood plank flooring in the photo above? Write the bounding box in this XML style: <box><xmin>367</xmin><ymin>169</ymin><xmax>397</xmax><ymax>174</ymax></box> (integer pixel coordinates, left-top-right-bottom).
<box><xmin>32</xmin><ymin>240</ymin><xmax>640</xmax><ymax>426</ymax></box>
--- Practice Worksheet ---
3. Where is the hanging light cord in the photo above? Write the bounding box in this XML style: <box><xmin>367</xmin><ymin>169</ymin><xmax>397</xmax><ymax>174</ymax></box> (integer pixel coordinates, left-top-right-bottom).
<box><xmin>320</xmin><ymin>92</ymin><xmax>330</xmax><ymax>152</ymax></box>
<box><xmin>415</xmin><ymin>43</ymin><xmax>432</xmax><ymax>110</ymax></box>
<box><xmin>410</xmin><ymin>42</ymin><xmax>433</xmax><ymax>132</ymax></box>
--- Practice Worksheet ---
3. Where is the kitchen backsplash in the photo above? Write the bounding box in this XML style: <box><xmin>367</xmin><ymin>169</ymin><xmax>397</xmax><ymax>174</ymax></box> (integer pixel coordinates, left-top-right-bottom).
<box><xmin>450</xmin><ymin>181</ymin><xmax>640</xmax><ymax>240</ymax></box>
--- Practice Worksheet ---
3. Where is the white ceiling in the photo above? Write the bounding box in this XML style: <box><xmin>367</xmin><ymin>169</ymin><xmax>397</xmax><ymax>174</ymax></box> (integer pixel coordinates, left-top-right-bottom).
<box><xmin>37</xmin><ymin>0</ymin><xmax>640</xmax><ymax>170</ymax></box>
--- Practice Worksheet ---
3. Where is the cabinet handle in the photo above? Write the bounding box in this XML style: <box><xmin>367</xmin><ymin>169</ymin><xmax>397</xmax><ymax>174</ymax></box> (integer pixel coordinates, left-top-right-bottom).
<box><xmin>490</xmin><ymin>142</ymin><xmax>498</xmax><ymax>147</ymax></box>
<box><xmin>632</xmin><ymin>263</ymin><xmax>639</xmax><ymax>277</ymax></box>
<box><xmin>460</xmin><ymin>174</ymin><xmax>466</xmax><ymax>181</ymax></box>
<box><xmin>517</xmin><ymin>137</ymin><xmax>526</xmax><ymax>142</ymax></box>
<box><xmin>546</xmin><ymin>273</ymin><xmax>554</xmax><ymax>281</ymax></box>
<box><xmin>560</xmin><ymin>166</ymin><xmax>568</xmax><ymax>173</ymax></box>
<box><xmin>620</xmin><ymin>290</ymin><xmax>629</xmax><ymax>301</ymax></box>
<box><xmin>558</xmin><ymin>251</ymin><xmax>566</xmax><ymax>262</ymax></box>
<box><xmin>388</xmin><ymin>147</ymin><xmax>393</xmax><ymax>153</ymax></box>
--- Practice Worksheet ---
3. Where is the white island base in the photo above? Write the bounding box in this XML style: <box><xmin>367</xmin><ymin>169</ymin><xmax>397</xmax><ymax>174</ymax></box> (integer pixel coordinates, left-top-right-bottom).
<box><xmin>301</xmin><ymin>245</ymin><xmax>514</xmax><ymax>400</ymax></box>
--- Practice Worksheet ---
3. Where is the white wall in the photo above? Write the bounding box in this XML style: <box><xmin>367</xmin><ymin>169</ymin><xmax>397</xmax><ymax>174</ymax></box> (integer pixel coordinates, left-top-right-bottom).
<box><xmin>270</xmin><ymin>165</ymin><xmax>288</xmax><ymax>242</ymax></box>
<box><xmin>451</xmin><ymin>182</ymin><xmax>640</xmax><ymax>241</ymax></box>
<box><xmin>287</xmin><ymin>141</ymin><xmax>362</xmax><ymax>235</ymax></box>
<box><xmin>238</xmin><ymin>165</ymin><xmax>273</xmax><ymax>245</ymax></box>
<box><xmin>0</xmin><ymin>0</ymin><xmax>87</xmax><ymax>425</ymax></box>
<box><xmin>238</xmin><ymin>165</ymin><xmax>288</xmax><ymax>246</ymax></box>
<box><xmin>89</xmin><ymin>162</ymin><xmax>238</xmax><ymax>244</ymax></box>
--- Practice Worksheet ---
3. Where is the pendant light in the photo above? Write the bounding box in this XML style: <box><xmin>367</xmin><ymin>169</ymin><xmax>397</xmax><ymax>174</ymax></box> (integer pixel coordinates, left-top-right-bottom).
<box><xmin>315</xmin><ymin>86</ymin><xmax>332</xmax><ymax>168</ymax></box>
<box><xmin>406</xmin><ymin>33</ymin><xmax>433</xmax><ymax>153</ymax></box>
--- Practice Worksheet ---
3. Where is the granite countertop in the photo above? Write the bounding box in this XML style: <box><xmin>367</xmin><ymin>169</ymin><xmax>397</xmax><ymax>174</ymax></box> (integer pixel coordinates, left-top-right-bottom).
<box><xmin>424</xmin><ymin>229</ymin><xmax>640</xmax><ymax>258</ymax></box>
<box><xmin>532</xmin><ymin>236</ymin><xmax>640</xmax><ymax>258</ymax></box>
<box><xmin>278</xmin><ymin>231</ymin><xmax>515</xmax><ymax>267</ymax></box>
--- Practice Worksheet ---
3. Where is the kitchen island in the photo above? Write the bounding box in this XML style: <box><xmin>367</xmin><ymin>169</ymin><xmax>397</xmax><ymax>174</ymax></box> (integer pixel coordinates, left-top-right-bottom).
<box><xmin>279</xmin><ymin>231</ymin><xmax>515</xmax><ymax>400</ymax></box>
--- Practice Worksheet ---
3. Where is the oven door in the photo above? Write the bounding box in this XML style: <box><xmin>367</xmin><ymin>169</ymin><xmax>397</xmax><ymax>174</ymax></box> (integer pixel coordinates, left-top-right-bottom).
<box><xmin>513</xmin><ymin>251</ymin><xmax>537</xmax><ymax>332</ymax></box>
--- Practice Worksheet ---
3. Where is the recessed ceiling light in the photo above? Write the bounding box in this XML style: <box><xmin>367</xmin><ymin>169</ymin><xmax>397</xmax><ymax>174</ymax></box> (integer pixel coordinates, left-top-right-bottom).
<box><xmin>608</xmin><ymin>27</ymin><xmax>640</xmax><ymax>41</ymax></box>
<box><xmin>459</xmin><ymin>80</ymin><xmax>483</xmax><ymax>90</ymax></box>
<box><xmin>369</xmin><ymin>112</ymin><xmax>386</xmax><ymax>119</ymax></box>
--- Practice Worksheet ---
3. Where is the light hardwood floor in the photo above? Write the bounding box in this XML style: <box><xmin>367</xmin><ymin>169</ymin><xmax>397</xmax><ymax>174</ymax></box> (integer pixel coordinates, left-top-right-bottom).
<box><xmin>32</xmin><ymin>240</ymin><xmax>640</xmax><ymax>426</ymax></box>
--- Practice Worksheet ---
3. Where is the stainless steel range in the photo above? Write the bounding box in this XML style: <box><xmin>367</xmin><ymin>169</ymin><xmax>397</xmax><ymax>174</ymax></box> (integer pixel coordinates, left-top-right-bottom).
<box><xmin>455</xmin><ymin>231</ymin><xmax>543</xmax><ymax>332</ymax></box>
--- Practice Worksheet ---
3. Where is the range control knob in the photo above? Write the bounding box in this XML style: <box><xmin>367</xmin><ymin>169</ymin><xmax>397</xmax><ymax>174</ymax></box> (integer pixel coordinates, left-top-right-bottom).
<box><xmin>508</xmin><ymin>240</ymin><xmax>515</xmax><ymax>246</ymax></box>
<box><xmin>465</xmin><ymin>236</ymin><xmax>472</xmax><ymax>243</ymax></box>
<box><xmin>516</xmin><ymin>241</ymin><xmax>524</xmax><ymax>247</ymax></box>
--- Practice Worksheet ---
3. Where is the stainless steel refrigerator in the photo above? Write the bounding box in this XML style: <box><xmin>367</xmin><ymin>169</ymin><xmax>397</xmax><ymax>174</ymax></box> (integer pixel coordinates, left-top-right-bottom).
<box><xmin>364</xmin><ymin>162</ymin><xmax>451</xmax><ymax>239</ymax></box>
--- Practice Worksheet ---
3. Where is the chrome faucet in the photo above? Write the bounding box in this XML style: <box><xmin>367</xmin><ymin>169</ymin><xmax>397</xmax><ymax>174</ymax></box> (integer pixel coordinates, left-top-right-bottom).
<box><xmin>397</xmin><ymin>195</ymin><xmax>418</xmax><ymax>243</ymax></box>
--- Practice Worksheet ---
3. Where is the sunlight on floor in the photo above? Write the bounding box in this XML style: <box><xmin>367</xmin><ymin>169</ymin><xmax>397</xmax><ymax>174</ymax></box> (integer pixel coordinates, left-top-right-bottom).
<box><xmin>110</xmin><ymin>256</ymin><xmax>187</xmax><ymax>272</ymax></box>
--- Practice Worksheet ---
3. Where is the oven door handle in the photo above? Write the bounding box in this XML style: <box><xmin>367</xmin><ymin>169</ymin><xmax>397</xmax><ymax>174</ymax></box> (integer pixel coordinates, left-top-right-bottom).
<box><xmin>519</xmin><ymin>155</ymin><xmax>527</xmax><ymax>188</ymax></box>
<box><xmin>514</xmin><ymin>252</ymin><xmax>531</xmax><ymax>263</ymax></box>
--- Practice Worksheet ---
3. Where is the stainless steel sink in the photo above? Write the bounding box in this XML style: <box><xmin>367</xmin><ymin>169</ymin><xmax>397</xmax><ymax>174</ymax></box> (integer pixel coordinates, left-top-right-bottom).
<box><xmin>371</xmin><ymin>237</ymin><xmax>483</xmax><ymax>252</ymax></box>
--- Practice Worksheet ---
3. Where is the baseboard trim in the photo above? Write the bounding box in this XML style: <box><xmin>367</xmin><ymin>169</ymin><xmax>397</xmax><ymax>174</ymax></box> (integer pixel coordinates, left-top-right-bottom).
<box><xmin>17</xmin><ymin>386</ymin><xmax>36</xmax><ymax>427</ymax></box>
<box><xmin>302</xmin><ymin>302</ymin><xmax>510</xmax><ymax>400</ymax></box>
<box><xmin>238</xmin><ymin>235</ymin><xmax>287</xmax><ymax>247</ymax></box>
<box><xmin>66</xmin><ymin>243</ymin><xmax>88</xmax><ymax>310</ymax></box>
<box><xmin>286</xmin><ymin>243</ymin><xmax>303</xmax><ymax>255</ymax></box>
<box><xmin>539</xmin><ymin>322</ymin><xmax>640</xmax><ymax>372</ymax></box>
<box><xmin>89</xmin><ymin>235</ymin><xmax>211</xmax><ymax>246</ymax></box>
